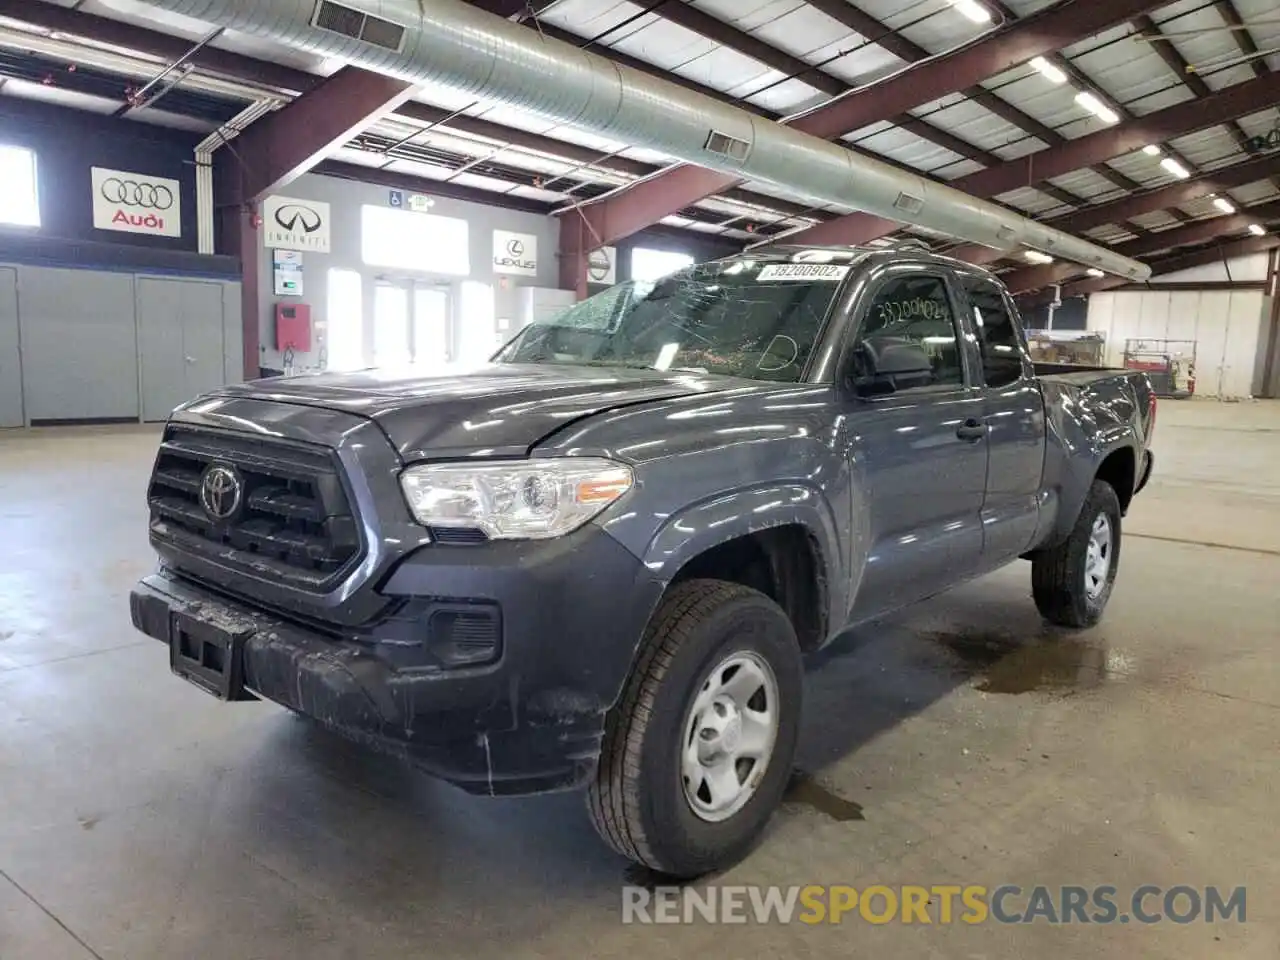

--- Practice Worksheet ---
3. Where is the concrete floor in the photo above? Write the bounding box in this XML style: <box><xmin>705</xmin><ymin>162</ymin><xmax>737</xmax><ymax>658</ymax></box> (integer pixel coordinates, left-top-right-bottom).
<box><xmin>1</xmin><ymin>400</ymin><xmax>1277</xmax><ymax>959</ymax></box>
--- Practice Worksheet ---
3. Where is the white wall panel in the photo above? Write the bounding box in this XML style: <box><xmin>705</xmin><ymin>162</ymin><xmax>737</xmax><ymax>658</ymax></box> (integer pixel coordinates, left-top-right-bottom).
<box><xmin>1159</xmin><ymin>253</ymin><xmax>1269</xmax><ymax>284</ymax></box>
<box><xmin>1137</xmin><ymin>291</ymin><xmax>1170</xmax><ymax>340</ymax></box>
<box><xmin>1195</xmin><ymin>292</ymin><xmax>1232</xmax><ymax>397</ymax></box>
<box><xmin>1165</xmin><ymin>290</ymin><xmax>1201</xmax><ymax>346</ymax></box>
<box><xmin>1085</xmin><ymin>293</ymin><xmax>1116</xmax><ymax>362</ymax></box>
<box><xmin>1087</xmin><ymin>288</ymin><xmax>1268</xmax><ymax>398</ymax></box>
<box><xmin>1224</xmin><ymin>291</ymin><xmax>1266</xmax><ymax>398</ymax></box>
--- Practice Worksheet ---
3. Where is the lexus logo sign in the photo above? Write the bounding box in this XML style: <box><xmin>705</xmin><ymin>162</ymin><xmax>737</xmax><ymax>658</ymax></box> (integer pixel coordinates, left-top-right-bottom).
<box><xmin>493</xmin><ymin>229</ymin><xmax>537</xmax><ymax>277</ymax></box>
<box><xmin>91</xmin><ymin>167</ymin><xmax>182</xmax><ymax>237</ymax></box>
<box><xmin>263</xmin><ymin>195</ymin><xmax>331</xmax><ymax>253</ymax></box>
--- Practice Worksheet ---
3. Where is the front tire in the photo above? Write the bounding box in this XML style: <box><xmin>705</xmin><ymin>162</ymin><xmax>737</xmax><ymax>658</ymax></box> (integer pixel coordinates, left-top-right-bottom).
<box><xmin>586</xmin><ymin>579</ymin><xmax>802</xmax><ymax>878</ymax></box>
<box><xmin>1032</xmin><ymin>479</ymin><xmax>1122</xmax><ymax>628</ymax></box>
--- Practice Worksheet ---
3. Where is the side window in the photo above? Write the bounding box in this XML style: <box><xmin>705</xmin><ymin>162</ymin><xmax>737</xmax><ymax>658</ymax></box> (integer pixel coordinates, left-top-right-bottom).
<box><xmin>964</xmin><ymin>278</ymin><xmax>1026</xmax><ymax>388</ymax></box>
<box><xmin>852</xmin><ymin>273</ymin><xmax>965</xmax><ymax>393</ymax></box>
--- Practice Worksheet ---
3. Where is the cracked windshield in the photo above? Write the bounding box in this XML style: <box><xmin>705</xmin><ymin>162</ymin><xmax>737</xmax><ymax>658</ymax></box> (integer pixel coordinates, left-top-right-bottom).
<box><xmin>495</xmin><ymin>258</ymin><xmax>849</xmax><ymax>382</ymax></box>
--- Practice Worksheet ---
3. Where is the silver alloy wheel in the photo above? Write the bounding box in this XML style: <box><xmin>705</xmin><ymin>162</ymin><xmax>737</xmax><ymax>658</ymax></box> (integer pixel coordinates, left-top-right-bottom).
<box><xmin>680</xmin><ymin>650</ymin><xmax>780</xmax><ymax>823</ymax></box>
<box><xmin>1084</xmin><ymin>512</ymin><xmax>1114</xmax><ymax>600</ymax></box>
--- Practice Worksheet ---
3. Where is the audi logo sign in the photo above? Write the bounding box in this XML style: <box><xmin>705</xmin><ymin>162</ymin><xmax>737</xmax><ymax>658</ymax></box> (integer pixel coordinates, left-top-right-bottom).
<box><xmin>91</xmin><ymin>167</ymin><xmax>182</xmax><ymax>238</ymax></box>
<box><xmin>263</xmin><ymin>195</ymin><xmax>332</xmax><ymax>254</ymax></box>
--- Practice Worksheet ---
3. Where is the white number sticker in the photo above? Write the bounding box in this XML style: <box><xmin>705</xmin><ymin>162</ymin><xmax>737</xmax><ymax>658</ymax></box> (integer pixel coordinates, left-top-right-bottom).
<box><xmin>756</xmin><ymin>264</ymin><xmax>850</xmax><ymax>282</ymax></box>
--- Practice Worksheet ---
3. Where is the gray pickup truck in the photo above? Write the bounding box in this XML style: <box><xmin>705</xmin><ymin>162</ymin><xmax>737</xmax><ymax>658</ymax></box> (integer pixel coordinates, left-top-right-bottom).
<box><xmin>130</xmin><ymin>245</ymin><xmax>1155</xmax><ymax>877</ymax></box>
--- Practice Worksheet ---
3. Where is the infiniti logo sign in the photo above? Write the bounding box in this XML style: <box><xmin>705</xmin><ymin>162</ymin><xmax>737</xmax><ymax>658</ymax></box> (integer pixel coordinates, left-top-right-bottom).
<box><xmin>263</xmin><ymin>195</ymin><xmax>332</xmax><ymax>253</ymax></box>
<box><xmin>273</xmin><ymin>204</ymin><xmax>323</xmax><ymax>234</ymax></box>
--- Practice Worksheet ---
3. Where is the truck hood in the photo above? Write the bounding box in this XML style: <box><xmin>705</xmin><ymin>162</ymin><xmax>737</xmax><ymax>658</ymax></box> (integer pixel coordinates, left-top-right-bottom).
<box><xmin>206</xmin><ymin>363</ymin><xmax>742</xmax><ymax>460</ymax></box>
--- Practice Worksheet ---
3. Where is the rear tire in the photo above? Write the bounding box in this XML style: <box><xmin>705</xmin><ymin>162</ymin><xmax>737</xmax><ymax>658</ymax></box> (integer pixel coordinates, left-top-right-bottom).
<box><xmin>1032</xmin><ymin>480</ymin><xmax>1122</xmax><ymax>628</ymax></box>
<box><xmin>586</xmin><ymin>579</ymin><xmax>802</xmax><ymax>878</ymax></box>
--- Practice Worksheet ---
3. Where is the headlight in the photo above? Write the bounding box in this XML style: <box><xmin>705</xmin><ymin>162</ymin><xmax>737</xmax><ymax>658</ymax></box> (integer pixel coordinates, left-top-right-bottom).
<box><xmin>400</xmin><ymin>458</ymin><xmax>633</xmax><ymax>540</ymax></box>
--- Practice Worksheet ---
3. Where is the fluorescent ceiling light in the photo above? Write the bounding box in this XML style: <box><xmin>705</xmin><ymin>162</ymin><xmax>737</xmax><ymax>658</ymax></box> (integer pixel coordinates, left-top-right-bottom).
<box><xmin>1213</xmin><ymin>197</ymin><xmax>1236</xmax><ymax>214</ymax></box>
<box><xmin>1086</xmin><ymin>268</ymin><xmax>1105</xmax><ymax>278</ymax></box>
<box><xmin>1161</xmin><ymin>157</ymin><xmax>1191</xmax><ymax>179</ymax></box>
<box><xmin>1143</xmin><ymin>145</ymin><xmax>1162</xmax><ymax>157</ymax></box>
<box><xmin>1029</xmin><ymin>56</ymin><xmax>1067</xmax><ymax>84</ymax></box>
<box><xmin>952</xmin><ymin>0</ymin><xmax>992</xmax><ymax>23</ymax></box>
<box><xmin>1249</xmin><ymin>224</ymin><xmax>1266</xmax><ymax>236</ymax></box>
<box><xmin>1025</xmin><ymin>251</ymin><xmax>1055</xmax><ymax>264</ymax></box>
<box><xmin>1074</xmin><ymin>91</ymin><xmax>1119</xmax><ymax>124</ymax></box>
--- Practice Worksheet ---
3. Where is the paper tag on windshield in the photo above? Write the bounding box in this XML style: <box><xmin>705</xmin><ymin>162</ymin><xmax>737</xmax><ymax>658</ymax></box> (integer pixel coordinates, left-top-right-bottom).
<box><xmin>757</xmin><ymin>263</ymin><xmax>849</xmax><ymax>282</ymax></box>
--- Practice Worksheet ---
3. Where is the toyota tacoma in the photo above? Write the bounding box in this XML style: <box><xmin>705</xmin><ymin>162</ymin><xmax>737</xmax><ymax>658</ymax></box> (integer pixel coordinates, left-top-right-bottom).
<box><xmin>130</xmin><ymin>245</ymin><xmax>1155</xmax><ymax>877</ymax></box>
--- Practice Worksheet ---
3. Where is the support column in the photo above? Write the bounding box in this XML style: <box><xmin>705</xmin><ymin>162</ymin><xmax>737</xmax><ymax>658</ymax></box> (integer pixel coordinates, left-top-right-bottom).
<box><xmin>558</xmin><ymin>215</ymin><xmax>590</xmax><ymax>301</ymax></box>
<box><xmin>217</xmin><ymin>202</ymin><xmax>260</xmax><ymax>380</ymax></box>
<box><xmin>1261</xmin><ymin>249</ymin><xmax>1280</xmax><ymax>398</ymax></box>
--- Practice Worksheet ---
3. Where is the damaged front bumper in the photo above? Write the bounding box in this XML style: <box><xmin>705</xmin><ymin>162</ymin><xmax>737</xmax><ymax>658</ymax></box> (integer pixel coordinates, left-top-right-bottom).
<box><xmin>130</xmin><ymin>525</ymin><xmax>664</xmax><ymax>796</ymax></box>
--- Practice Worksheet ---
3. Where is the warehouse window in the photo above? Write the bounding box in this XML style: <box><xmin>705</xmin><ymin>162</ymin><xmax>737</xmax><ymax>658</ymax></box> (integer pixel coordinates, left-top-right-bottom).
<box><xmin>361</xmin><ymin>205</ymin><xmax>469</xmax><ymax>275</ymax></box>
<box><xmin>326</xmin><ymin>268</ymin><xmax>365</xmax><ymax>370</ymax></box>
<box><xmin>631</xmin><ymin>247</ymin><xmax>694</xmax><ymax>282</ymax></box>
<box><xmin>0</xmin><ymin>145</ymin><xmax>40</xmax><ymax>227</ymax></box>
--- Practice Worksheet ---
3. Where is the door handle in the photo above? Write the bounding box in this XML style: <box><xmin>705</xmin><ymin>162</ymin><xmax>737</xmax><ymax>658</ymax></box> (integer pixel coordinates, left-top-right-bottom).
<box><xmin>956</xmin><ymin>418</ymin><xmax>988</xmax><ymax>441</ymax></box>
<box><xmin>184</xmin><ymin>355</ymin><xmax>196</xmax><ymax>364</ymax></box>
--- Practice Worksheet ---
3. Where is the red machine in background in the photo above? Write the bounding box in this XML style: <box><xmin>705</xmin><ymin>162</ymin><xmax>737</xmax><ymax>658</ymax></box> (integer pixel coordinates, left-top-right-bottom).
<box><xmin>1123</xmin><ymin>338</ymin><xmax>1196</xmax><ymax>398</ymax></box>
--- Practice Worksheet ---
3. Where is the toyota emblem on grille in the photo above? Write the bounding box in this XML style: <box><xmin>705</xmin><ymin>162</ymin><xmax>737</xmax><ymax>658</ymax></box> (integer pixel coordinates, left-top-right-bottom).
<box><xmin>199</xmin><ymin>464</ymin><xmax>243</xmax><ymax>522</ymax></box>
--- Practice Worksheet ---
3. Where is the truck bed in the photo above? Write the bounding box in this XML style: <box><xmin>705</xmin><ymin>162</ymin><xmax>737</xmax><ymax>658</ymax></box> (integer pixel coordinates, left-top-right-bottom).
<box><xmin>1033</xmin><ymin>362</ymin><xmax>1118</xmax><ymax>382</ymax></box>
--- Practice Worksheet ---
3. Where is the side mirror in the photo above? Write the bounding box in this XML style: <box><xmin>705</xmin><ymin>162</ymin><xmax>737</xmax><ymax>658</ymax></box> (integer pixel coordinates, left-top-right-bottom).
<box><xmin>850</xmin><ymin>338</ymin><xmax>934</xmax><ymax>397</ymax></box>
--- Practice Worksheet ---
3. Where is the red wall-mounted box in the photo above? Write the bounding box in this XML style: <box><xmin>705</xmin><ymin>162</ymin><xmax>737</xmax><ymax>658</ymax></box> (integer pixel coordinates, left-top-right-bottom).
<box><xmin>275</xmin><ymin>302</ymin><xmax>312</xmax><ymax>352</ymax></box>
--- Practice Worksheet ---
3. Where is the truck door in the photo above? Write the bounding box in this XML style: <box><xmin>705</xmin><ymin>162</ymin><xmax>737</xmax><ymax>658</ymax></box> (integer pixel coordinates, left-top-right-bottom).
<box><xmin>844</xmin><ymin>265</ymin><xmax>989</xmax><ymax>621</ymax></box>
<box><xmin>958</xmin><ymin>275</ymin><xmax>1046</xmax><ymax>563</ymax></box>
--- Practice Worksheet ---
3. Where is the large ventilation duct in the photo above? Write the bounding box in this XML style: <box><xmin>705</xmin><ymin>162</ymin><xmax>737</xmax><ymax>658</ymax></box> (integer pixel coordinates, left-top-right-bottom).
<box><xmin>148</xmin><ymin>0</ymin><xmax>1151</xmax><ymax>281</ymax></box>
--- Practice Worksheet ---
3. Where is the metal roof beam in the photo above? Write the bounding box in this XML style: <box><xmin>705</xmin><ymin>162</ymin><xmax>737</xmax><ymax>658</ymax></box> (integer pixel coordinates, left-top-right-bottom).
<box><xmin>786</xmin><ymin>69</ymin><xmax>1280</xmax><ymax>247</ymax></box>
<box><xmin>556</xmin><ymin>0</ymin><xmax>1168</xmax><ymax>251</ymax></box>
<box><xmin>0</xmin><ymin>0</ymin><xmax>313</xmax><ymax>92</ymax></box>
<box><xmin>951</xmin><ymin>152</ymin><xmax>1280</xmax><ymax>265</ymax></box>
<box><xmin>778</xmin><ymin>0</ymin><xmax>1168</xmax><ymax>141</ymax></box>
<box><xmin>1135</xmin><ymin>13</ymin><xmax>1254</xmax><ymax>156</ymax></box>
<box><xmin>1043</xmin><ymin>152</ymin><xmax>1280</xmax><ymax>234</ymax></box>
<box><xmin>217</xmin><ymin>66</ymin><xmax>417</xmax><ymax>204</ymax></box>
<box><xmin>636</xmin><ymin>0</ymin><xmax>1033</xmax><ymax>178</ymax></box>
<box><xmin>1021</xmin><ymin>233</ymin><xmax>1280</xmax><ymax>304</ymax></box>
<box><xmin>2</xmin><ymin>0</ymin><xmax>824</xmax><ymax>228</ymax></box>
<box><xmin>1001</xmin><ymin>202</ymin><xmax>1280</xmax><ymax>292</ymax></box>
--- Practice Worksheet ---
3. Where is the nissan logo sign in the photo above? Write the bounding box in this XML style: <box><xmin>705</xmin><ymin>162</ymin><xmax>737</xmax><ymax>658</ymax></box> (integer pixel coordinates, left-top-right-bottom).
<box><xmin>273</xmin><ymin>204</ymin><xmax>324</xmax><ymax>233</ymax></box>
<box><xmin>100</xmin><ymin>177</ymin><xmax>174</xmax><ymax>210</ymax></box>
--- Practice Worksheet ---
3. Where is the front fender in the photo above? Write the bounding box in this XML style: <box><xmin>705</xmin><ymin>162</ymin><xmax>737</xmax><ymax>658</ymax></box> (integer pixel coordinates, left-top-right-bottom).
<box><xmin>638</xmin><ymin>483</ymin><xmax>848</xmax><ymax>629</ymax></box>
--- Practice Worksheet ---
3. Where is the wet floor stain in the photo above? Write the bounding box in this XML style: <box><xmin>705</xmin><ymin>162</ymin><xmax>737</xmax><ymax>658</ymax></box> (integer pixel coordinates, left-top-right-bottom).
<box><xmin>784</xmin><ymin>772</ymin><xmax>865</xmax><ymax>822</ymax></box>
<box><xmin>926</xmin><ymin>630</ymin><xmax>1125</xmax><ymax>695</ymax></box>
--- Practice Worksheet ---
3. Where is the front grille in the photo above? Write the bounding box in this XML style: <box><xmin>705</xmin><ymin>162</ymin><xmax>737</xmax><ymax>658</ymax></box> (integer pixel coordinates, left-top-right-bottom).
<box><xmin>148</xmin><ymin>426</ymin><xmax>362</xmax><ymax>591</ymax></box>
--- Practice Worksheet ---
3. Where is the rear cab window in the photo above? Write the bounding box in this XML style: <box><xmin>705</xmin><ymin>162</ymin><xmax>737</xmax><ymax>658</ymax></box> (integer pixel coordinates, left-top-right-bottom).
<box><xmin>960</xmin><ymin>275</ymin><xmax>1030</xmax><ymax>388</ymax></box>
